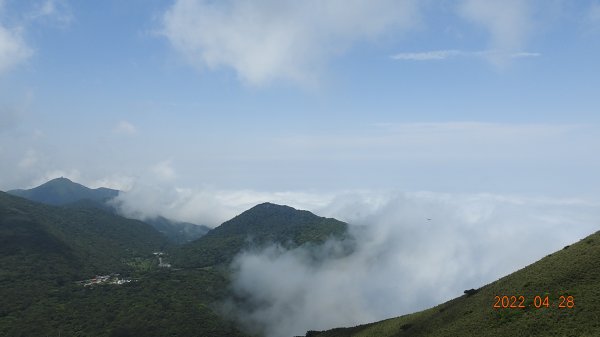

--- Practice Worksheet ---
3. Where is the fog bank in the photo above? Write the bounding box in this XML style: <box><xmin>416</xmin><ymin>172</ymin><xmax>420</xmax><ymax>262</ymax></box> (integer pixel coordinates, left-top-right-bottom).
<box><xmin>225</xmin><ymin>192</ymin><xmax>599</xmax><ymax>337</ymax></box>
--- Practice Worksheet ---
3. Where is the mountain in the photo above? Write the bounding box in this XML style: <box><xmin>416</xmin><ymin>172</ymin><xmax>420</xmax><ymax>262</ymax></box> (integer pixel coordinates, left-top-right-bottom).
<box><xmin>8</xmin><ymin>177</ymin><xmax>119</xmax><ymax>206</ymax></box>
<box><xmin>0</xmin><ymin>191</ymin><xmax>168</xmax><ymax>279</ymax></box>
<box><xmin>0</xmin><ymin>195</ymin><xmax>348</xmax><ymax>337</ymax></box>
<box><xmin>69</xmin><ymin>200</ymin><xmax>210</xmax><ymax>244</ymax></box>
<box><xmin>0</xmin><ymin>191</ymin><xmax>168</xmax><ymax>324</ymax></box>
<box><xmin>174</xmin><ymin>202</ymin><xmax>349</xmax><ymax>267</ymax></box>
<box><xmin>7</xmin><ymin>177</ymin><xmax>209</xmax><ymax>244</ymax></box>
<box><xmin>307</xmin><ymin>229</ymin><xmax>600</xmax><ymax>337</ymax></box>
<box><xmin>0</xmin><ymin>198</ymin><xmax>349</xmax><ymax>337</ymax></box>
<box><xmin>0</xmin><ymin>191</ymin><xmax>246</xmax><ymax>337</ymax></box>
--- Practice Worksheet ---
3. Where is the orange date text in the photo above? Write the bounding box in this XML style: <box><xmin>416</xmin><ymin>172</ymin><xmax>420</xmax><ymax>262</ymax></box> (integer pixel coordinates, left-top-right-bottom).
<box><xmin>493</xmin><ymin>295</ymin><xmax>574</xmax><ymax>309</ymax></box>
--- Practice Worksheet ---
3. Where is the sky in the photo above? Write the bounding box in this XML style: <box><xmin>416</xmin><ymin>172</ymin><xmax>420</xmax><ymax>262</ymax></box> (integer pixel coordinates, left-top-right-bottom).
<box><xmin>1</xmin><ymin>0</ymin><xmax>599</xmax><ymax>198</ymax></box>
<box><xmin>2</xmin><ymin>1</ymin><xmax>600</xmax><ymax>335</ymax></box>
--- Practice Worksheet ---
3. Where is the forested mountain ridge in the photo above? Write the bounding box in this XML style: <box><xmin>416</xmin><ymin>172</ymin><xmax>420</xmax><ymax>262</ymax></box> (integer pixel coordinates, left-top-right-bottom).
<box><xmin>0</xmin><ymin>191</ymin><xmax>168</xmax><ymax>279</ymax></box>
<box><xmin>7</xmin><ymin>178</ymin><xmax>210</xmax><ymax>244</ymax></box>
<box><xmin>174</xmin><ymin>202</ymin><xmax>349</xmax><ymax>267</ymax></box>
<box><xmin>0</xmin><ymin>192</ymin><xmax>349</xmax><ymax>336</ymax></box>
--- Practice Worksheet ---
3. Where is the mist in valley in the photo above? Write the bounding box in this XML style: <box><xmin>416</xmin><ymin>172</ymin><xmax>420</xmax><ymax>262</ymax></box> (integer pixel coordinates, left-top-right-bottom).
<box><xmin>112</xmin><ymin>185</ymin><xmax>600</xmax><ymax>337</ymax></box>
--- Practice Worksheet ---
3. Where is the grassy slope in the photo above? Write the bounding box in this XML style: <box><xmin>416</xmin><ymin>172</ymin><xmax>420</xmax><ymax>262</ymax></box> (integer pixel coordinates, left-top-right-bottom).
<box><xmin>175</xmin><ymin>202</ymin><xmax>348</xmax><ymax>267</ymax></box>
<box><xmin>311</xmin><ymin>230</ymin><xmax>600</xmax><ymax>337</ymax></box>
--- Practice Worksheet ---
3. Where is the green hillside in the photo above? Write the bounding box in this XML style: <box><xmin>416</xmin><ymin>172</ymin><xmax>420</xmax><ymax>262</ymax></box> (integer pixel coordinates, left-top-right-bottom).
<box><xmin>0</xmin><ymin>191</ymin><xmax>168</xmax><ymax>277</ymax></box>
<box><xmin>0</xmin><ymin>196</ymin><xmax>349</xmax><ymax>337</ymax></box>
<box><xmin>174</xmin><ymin>202</ymin><xmax>349</xmax><ymax>267</ymax></box>
<box><xmin>0</xmin><ymin>191</ymin><xmax>246</xmax><ymax>337</ymax></box>
<box><xmin>8</xmin><ymin>178</ymin><xmax>210</xmax><ymax>244</ymax></box>
<box><xmin>67</xmin><ymin>200</ymin><xmax>211</xmax><ymax>244</ymax></box>
<box><xmin>8</xmin><ymin>177</ymin><xmax>119</xmax><ymax>206</ymax></box>
<box><xmin>308</xmin><ymin>229</ymin><xmax>600</xmax><ymax>337</ymax></box>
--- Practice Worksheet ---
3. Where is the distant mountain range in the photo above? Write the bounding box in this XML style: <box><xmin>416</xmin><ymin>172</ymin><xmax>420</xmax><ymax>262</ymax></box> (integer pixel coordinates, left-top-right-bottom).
<box><xmin>7</xmin><ymin>177</ymin><xmax>210</xmax><ymax>244</ymax></box>
<box><xmin>0</xmin><ymin>180</ymin><xmax>349</xmax><ymax>337</ymax></box>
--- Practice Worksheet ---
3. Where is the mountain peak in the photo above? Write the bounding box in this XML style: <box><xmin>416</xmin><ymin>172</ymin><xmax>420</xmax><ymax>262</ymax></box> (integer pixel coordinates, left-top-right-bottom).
<box><xmin>48</xmin><ymin>176</ymin><xmax>74</xmax><ymax>183</ymax></box>
<box><xmin>206</xmin><ymin>202</ymin><xmax>339</xmax><ymax>239</ymax></box>
<box><xmin>51</xmin><ymin>176</ymin><xmax>72</xmax><ymax>181</ymax></box>
<box><xmin>175</xmin><ymin>202</ymin><xmax>348</xmax><ymax>267</ymax></box>
<box><xmin>7</xmin><ymin>178</ymin><xmax>118</xmax><ymax>206</ymax></box>
<box><xmin>44</xmin><ymin>176</ymin><xmax>80</xmax><ymax>187</ymax></box>
<box><xmin>248</xmin><ymin>202</ymin><xmax>295</xmax><ymax>212</ymax></box>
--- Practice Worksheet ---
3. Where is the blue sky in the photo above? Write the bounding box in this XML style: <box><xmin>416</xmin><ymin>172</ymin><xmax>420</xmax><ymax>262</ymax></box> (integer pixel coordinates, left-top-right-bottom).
<box><xmin>1</xmin><ymin>0</ymin><xmax>600</xmax><ymax>212</ymax></box>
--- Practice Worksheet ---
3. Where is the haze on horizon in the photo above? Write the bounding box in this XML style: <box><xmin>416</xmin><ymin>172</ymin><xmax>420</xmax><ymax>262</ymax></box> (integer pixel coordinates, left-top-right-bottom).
<box><xmin>0</xmin><ymin>0</ymin><xmax>599</xmax><ymax>199</ymax></box>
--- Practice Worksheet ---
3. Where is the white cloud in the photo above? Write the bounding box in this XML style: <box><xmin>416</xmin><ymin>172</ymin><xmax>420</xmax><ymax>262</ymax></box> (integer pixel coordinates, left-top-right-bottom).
<box><xmin>18</xmin><ymin>148</ymin><xmax>38</xmax><ymax>169</ymax></box>
<box><xmin>111</xmin><ymin>182</ymin><xmax>337</xmax><ymax>226</ymax></box>
<box><xmin>391</xmin><ymin>49</ymin><xmax>540</xmax><ymax>61</ymax></box>
<box><xmin>151</xmin><ymin>160</ymin><xmax>176</xmax><ymax>181</ymax></box>
<box><xmin>0</xmin><ymin>0</ymin><xmax>73</xmax><ymax>75</ymax></box>
<box><xmin>162</xmin><ymin>0</ymin><xmax>420</xmax><ymax>86</ymax></box>
<box><xmin>510</xmin><ymin>51</ymin><xmax>540</xmax><ymax>58</ymax></box>
<box><xmin>0</xmin><ymin>23</ymin><xmax>31</xmax><ymax>73</ymax></box>
<box><xmin>458</xmin><ymin>0</ymin><xmax>535</xmax><ymax>65</ymax></box>
<box><xmin>392</xmin><ymin>49</ymin><xmax>462</xmax><ymax>60</ymax></box>
<box><xmin>88</xmin><ymin>174</ymin><xmax>135</xmax><ymax>191</ymax></box>
<box><xmin>28</xmin><ymin>0</ymin><xmax>73</xmax><ymax>27</ymax></box>
<box><xmin>113</xmin><ymin>120</ymin><xmax>138</xmax><ymax>135</ymax></box>
<box><xmin>225</xmin><ymin>191</ymin><xmax>600</xmax><ymax>337</ymax></box>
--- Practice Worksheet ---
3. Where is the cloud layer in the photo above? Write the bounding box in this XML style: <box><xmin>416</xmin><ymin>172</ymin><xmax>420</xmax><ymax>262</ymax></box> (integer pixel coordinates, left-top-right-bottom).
<box><xmin>4</xmin><ymin>122</ymin><xmax>600</xmax><ymax>197</ymax></box>
<box><xmin>111</xmin><ymin>181</ymin><xmax>336</xmax><ymax>227</ymax></box>
<box><xmin>225</xmin><ymin>191</ymin><xmax>600</xmax><ymax>337</ymax></box>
